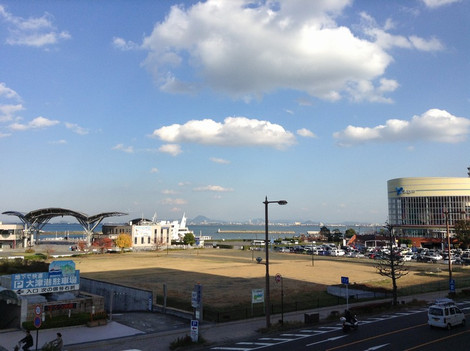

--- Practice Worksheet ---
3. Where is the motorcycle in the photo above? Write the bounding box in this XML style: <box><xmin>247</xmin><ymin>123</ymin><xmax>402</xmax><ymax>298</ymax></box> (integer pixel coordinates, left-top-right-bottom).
<box><xmin>340</xmin><ymin>314</ymin><xmax>359</xmax><ymax>332</ymax></box>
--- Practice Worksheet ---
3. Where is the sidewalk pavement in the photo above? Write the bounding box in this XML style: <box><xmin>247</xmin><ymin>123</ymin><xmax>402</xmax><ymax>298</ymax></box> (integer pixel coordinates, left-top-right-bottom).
<box><xmin>0</xmin><ymin>322</ymin><xmax>144</xmax><ymax>351</ymax></box>
<box><xmin>0</xmin><ymin>290</ymin><xmax>453</xmax><ymax>351</ymax></box>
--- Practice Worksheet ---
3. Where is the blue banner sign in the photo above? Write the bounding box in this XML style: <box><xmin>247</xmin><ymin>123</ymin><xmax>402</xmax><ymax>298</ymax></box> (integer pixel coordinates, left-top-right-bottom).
<box><xmin>11</xmin><ymin>261</ymin><xmax>80</xmax><ymax>295</ymax></box>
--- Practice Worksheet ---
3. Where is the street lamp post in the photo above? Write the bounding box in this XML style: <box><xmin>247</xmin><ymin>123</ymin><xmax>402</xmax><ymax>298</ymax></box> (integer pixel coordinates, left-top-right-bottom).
<box><xmin>264</xmin><ymin>196</ymin><xmax>287</xmax><ymax>328</ymax></box>
<box><xmin>443</xmin><ymin>209</ymin><xmax>466</xmax><ymax>295</ymax></box>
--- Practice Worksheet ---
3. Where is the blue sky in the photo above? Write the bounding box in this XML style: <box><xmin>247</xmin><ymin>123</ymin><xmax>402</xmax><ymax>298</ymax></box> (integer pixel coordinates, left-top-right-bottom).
<box><xmin>0</xmin><ymin>0</ymin><xmax>469</xmax><ymax>224</ymax></box>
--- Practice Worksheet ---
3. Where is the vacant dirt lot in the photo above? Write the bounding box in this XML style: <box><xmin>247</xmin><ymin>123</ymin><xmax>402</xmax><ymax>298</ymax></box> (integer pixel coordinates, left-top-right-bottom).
<box><xmin>73</xmin><ymin>249</ymin><xmax>469</xmax><ymax>308</ymax></box>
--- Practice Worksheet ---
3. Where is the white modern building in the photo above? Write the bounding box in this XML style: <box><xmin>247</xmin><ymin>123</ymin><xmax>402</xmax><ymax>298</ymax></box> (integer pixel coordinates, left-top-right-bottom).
<box><xmin>387</xmin><ymin>177</ymin><xmax>470</xmax><ymax>242</ymax></box>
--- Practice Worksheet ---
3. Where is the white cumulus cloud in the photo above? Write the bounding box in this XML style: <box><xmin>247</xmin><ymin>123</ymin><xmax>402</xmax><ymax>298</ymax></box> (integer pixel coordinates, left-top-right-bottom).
<box><xmin>112</xmin><ymin>143</ymin><xmax>134</xmax><ymax>153</ymax></box>
<box><xmin>193</xmin><ymin>185</ymin><xmax>234</xmax><ymax>192</ymax></box>
<box><xmin>420</xmin><ymin>0</ymin><xmax>461</xmax><ymax>9</ymax></box>
<box><xmin>65</xmin><ymin>122</ymin><xmax>89</xmax><ymax>135</ymax></box>
<box><xmin>9</xmin><ymin>116</ymin><xmax>59</xmax><ymax>131</ymax></box>
<box><xmin>0</xmin><ymin>4</ymin><xmax>71</xmax><ymax>47</ymax></box>
<box><xmin>297</xmin><ymin>128</ymin><xmax>316</xmax><ymax>138</ymax></box>
<box><xmin>159</xmin><ymin>143</ymin><xmax>182</xmax><ymax>156</ymax></box>
<box><xmin>359</xmin><ymin>12</ymin><xmax>444</xmax><ymax>52</ymax></box>
<box><xmin>333</xmin><ymin>109</ymin><xmax>470</xmax><ymax>146</ymax></box>
<box><xmin>152</xmin><ymin>117</ymin><xmax>295</xmax><ymax>150</ymax></box>
<box><xmin>138</xmin><ymin>0</ymin><xmax>404</xmax><ymax>102</ymax></box>
<box><xmin>0</xmin><ymin>82</ymin><xmax>23</xmax><ymax>122</ymax></box>
<box><xmin>112</xmin><ymin>37</ymin><xmax>140</xmax><ymax>51</ymax></box>
<box><xmin>0</xmin><ymin>104</ymin><xmax>23</xmax><ymax>123</ymax></box>
<box><xmin>0</xmin><ymin>82</ymin><xmax>21</xmax><ymax>100</ymax></box>
<box><xmin>210</xmin><ymin>157</ymin><xmax>230</xmax><ymax>164</ymax></box>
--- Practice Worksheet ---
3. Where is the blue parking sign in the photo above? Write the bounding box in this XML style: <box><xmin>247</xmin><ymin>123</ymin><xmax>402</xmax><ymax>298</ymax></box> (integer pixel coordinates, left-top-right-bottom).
<box><xmin>341</xmin><ymin>276</ymin><xmax>349</xmax><ymax>285</ymax></box>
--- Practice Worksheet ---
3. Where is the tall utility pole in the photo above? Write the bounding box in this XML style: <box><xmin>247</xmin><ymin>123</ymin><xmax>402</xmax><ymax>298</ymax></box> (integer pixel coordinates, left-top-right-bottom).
<box><xmin>263</xmin><ymin>197</ymin><xmax>287</xmax><ymax>328</ymax></box>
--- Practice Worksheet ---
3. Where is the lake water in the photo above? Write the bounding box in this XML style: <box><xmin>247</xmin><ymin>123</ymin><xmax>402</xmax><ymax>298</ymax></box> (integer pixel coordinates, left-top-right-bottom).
<box><xmin>40</xmin><ymin>223</ymin><xmax>379</xmax><ymax>241</ymax></box>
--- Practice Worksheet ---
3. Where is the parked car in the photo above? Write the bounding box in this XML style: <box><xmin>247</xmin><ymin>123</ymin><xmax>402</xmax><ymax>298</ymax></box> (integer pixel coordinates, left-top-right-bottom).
<box><xmin>425</xmin><ymin>253</ymin><xmax>443</xmax><ymax>261</ymax></box>
<box><xmin>317</xmin><ymin>250</ymin><xmax>331</xmax><ymax>256</ymax></box>
<box><xmin>274</xmin><ymin>246</ymin><xmax>290</xmax><ymax>253</ymax></box>
<box><xmin>402</xmin><ymin>253</ymin><xmax>413</xmax><ymax>261</ymax></box>
<box><xmin>428</xmin><ymin>298</ymin><xmax>465</xmax><ymax>329</ymax></box>
<box><xmin>330</xmin><ymin>249</ymin><xmax>345</xmax><ymax>257</ymax></box>
<box><xmin>460</xmin><ymin>253</ymin><xmax>470</xmax><ymax>264</ymax></box>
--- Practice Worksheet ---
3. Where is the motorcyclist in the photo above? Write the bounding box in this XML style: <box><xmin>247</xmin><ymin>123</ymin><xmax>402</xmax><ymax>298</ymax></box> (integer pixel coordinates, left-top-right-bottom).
<box><xmin>344</xmin><ymin>309</ymin><xmax>355</xmax><ymax>324</ymax></box>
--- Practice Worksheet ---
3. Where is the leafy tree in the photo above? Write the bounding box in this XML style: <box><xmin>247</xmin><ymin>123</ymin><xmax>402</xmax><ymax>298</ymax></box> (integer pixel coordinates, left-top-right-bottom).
<box><xmin>77</xmin><ymin>240</ymin><xmax>88</xmax><ymax>252</ymax></box>
<box><xmin>399</xmin><ymin>238</ymin><xmax>412</xmax><ymax>247</ymax></box>
<box><xmin>92</xmin><ymin>237</ymin><xmax>113</xmax><ymax>253</ymax></box>
<box><xmin>183</xmin><ymin>233</ymin><xmax>196</xmax><ymax>245</ymax></box>
<box><xmin>115</xmin><ymin>234</ymin><xmax>132</xmax><ymax>252</ymax></box>
<box><xmin>345</xmin><ymin>228</ymin><xmax>356</xmax><ymax>239</ymax></box>
<box><xmin>375</xmin><ymin>223</ymin><xmax>408</xmax><ymax>306</ymax></box>
<box><xmin>454</xmin><ymin>219</ymin><xmax>470</xmax><ymax>249</ymax></box>
<box><xmin>332</xmin><ymin>229</ymin><xmax>343</xmax><ymax>242</ymax></box>
<box><xmin>320</xmin><ymin>226</ymin><xmax>330</xmax><ymax>241</ymax></box>
<box><xmin>319</xmin><ymin>226</ymin><xmax>330</xmax><ymax>235</ymax></box>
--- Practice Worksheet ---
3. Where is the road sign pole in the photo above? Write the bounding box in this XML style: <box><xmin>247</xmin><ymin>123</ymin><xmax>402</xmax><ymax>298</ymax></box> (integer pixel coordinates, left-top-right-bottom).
<box><xmin>275</xmin><ymin>273</ymin><xmax>284</xmax><ymax>325</ymax></box>
<box><xmin>341</xmin><ymin>276</ymin><xmax>349</xmax><ymax>310</ymax></box>
<box><xmin>281</xmin><ymin>277</ymin><xmax>284</xmax><ymax>324</ymax></box>
<box><xmin>34</xmin><ymin>304</ymin><xmax>42</xmax><ymax>351</ymax></box>
<box><xmin>190</xmin><ymin>320</ymin><xmax>199</xmax><ymax>342</ymax></box>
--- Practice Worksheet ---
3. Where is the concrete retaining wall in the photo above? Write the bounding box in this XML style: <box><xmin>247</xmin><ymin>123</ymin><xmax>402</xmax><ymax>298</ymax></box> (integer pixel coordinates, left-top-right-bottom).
<box><xmin>327</xmin><ymin>285</ymin><xmax>388</xmax><ymax>299</ymax></box>
<box><xmin>80</xmin><ymin>278</ymin><xmax>153</xmax><ymax>313</ymax></box>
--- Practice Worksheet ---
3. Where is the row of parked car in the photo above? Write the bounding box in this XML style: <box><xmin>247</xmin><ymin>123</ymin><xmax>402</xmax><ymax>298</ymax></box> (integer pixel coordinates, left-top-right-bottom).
<box><xmin>273</xmin><ymin>244</ymin><xmax>470</xmax><ymax>265</ymax></box>
<box><xmin>273</xmin><ymin>244</ymin><xmax>360</xmax><ymax>257</ymax></box>
<box><xmin>402</xmin><ymin>248</ymin><xmax>470</xmax><ymax>265</ymax></box>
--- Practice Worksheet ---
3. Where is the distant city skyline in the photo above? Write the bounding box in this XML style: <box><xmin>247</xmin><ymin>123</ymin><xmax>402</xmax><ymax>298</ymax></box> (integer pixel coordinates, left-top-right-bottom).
<box><xmin>1</xmin><ymin>0</ymin><xmax>468</xmax><ymax>224</ymax></box>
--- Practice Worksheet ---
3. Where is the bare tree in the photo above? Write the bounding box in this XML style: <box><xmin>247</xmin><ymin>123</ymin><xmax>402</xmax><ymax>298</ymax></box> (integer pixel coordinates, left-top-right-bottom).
<box><xmin>455</xmin><ymin>219</ymin><xmax>470</xmax><ymax>249</ymax></box>
<box><xmin>43</xmin><ymin>245</ymin><xmax>56</xmax><ymax>259</ymax></box>
<box><xmin>375</xmin><ymin>223</ymin><xmax>408</xmax><ymax>306</ymax></box>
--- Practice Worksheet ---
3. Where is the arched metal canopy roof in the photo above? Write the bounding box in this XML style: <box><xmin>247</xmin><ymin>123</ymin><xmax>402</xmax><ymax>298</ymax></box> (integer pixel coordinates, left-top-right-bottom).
<box><xmin>2</xmin><ymin>208</ymin><xmax>127</xmax><ymax>243</ymax></box>
<box><xmin>3</xmin><ymin>208</ymin><xmax>126</xmax><ymax>227</ymax></box>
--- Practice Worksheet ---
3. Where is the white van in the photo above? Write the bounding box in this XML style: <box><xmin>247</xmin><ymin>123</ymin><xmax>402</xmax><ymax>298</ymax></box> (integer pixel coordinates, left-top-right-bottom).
<box><xmin>330</xmin><ymin>249</ymin><xmax>345</xmax><ymax>256</ymax></box>
<box><xmin>428</xmin><ymin>298</ymin><xmax>466</xmax><ymax>329</ymax></box>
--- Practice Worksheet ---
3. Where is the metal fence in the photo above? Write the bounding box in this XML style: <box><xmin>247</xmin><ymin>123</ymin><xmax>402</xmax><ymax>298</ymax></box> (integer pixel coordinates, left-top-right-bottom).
<box><xmin>202</xmin><ymin>293</ymin><xmax>383</xmax><ymax>323</ymax></box>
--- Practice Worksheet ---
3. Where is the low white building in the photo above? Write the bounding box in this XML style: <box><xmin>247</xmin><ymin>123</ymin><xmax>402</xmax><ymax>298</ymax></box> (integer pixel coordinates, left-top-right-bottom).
<box><xmin>101</xmin><ymin>214</ymin><xmax>193</xmax><ymax>251</ymax></box>
<box><xmin>0</xmin><ymin>222</ymin><xmax>25</xmax><ymax>249</ymax></box>
<box><xmin>158</xmin><ymin>213</ymin><xmax>194</xmax><ymax>242</ymax></box>
<box><xmin>132</xmin><ymin>220</ymin><xmax>170</xmax><ymax>250</ymax></box>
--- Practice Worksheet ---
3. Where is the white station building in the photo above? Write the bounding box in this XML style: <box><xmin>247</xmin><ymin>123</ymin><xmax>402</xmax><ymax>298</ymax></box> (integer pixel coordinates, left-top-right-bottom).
<box><xmin>387</xmin><ymin>176</ymin><xmax>470</xmax><ymax>242</ymax></box>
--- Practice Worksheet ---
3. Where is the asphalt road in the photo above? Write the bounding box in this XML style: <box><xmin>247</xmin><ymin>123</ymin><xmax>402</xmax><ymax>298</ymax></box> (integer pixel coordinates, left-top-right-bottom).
<box><xmin>208</xmin><ymin>301</ymin><xmax>470</xmax><ymax>351</ymax></box>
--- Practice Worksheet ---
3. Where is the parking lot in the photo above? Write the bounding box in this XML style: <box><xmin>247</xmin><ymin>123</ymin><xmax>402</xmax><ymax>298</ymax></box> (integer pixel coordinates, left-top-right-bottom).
<box><xmin>271</xmin><ymin>243</ymin><xmax>470</xmax><ymax>265</ymax></box>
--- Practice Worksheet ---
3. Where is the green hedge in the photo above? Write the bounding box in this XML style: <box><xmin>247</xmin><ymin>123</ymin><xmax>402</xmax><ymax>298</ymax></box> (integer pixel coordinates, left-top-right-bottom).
<box><xmin>22</xmin><ymin>312</ymin><xmax>99</xmax><ymax>330</ymax></box>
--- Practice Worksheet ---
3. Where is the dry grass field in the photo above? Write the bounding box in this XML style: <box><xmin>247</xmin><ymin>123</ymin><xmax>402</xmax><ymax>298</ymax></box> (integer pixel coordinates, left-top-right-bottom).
<box><xmin>72</xmin><ymin>248</ymin><xmax>470</xmax><ymax>308</ymax></box>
